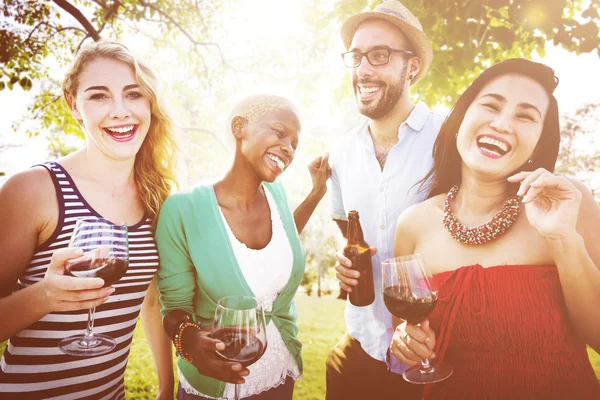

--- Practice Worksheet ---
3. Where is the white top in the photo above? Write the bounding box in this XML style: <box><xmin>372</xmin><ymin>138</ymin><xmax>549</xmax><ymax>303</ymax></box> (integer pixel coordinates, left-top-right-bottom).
<box><xmin>179</xmin><ymin>186</ymin><xmax>300</xmax><ymax>399</ymax></box>
<box><xmin>328</xmin><ymin>103</ymin><xmax>443</xmax><ymax>362</ymax></box>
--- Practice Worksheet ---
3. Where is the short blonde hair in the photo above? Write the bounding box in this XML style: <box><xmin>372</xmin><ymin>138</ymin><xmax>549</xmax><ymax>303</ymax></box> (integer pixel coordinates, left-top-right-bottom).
<box><xmin>62</xmin><ymin>40</ymin><xmax>178</xmax><ymax>230</ymax></box>
<box><xmin>229</xmin><ymin>94</ymin><xmax>299</xmax><ymax>129</ymax></box>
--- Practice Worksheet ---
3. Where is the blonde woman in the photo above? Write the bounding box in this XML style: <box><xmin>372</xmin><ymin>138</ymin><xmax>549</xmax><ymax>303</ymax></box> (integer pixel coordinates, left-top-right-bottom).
<box><xmin>0</xmin><ymin>41</ymin><xmax>176</xmax><ymax>399</ymax></box>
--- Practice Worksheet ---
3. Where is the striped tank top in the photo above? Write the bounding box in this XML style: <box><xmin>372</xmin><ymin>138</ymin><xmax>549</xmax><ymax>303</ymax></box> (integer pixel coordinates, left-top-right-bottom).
<box><xmin>0</xmin><ymin>162</ymin><xmax>159</xmax><ymax>399</ymax></box>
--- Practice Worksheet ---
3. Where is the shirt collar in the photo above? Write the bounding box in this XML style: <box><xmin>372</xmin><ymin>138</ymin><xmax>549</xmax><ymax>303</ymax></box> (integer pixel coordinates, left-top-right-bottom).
<box><xmin>403</xmin><ymin>102</ymin><xmax>431</xmax><ymax>132</ymax></box>
<box><xmin>355</xmin><ymin>102</ymin><xmax>432</xmax><ymax>140</ymax></box>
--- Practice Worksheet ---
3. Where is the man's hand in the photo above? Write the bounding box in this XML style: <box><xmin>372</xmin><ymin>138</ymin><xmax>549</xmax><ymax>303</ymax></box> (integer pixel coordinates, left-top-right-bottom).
<box><xmin>334</xmin><ymin>247</ymin><xmax>377</xmax><ymax>292</ymax></box>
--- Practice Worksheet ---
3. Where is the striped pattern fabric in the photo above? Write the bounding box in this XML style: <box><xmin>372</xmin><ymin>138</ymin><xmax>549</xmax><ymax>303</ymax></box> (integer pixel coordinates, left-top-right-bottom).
<box><xmin>0</xmin><ymin>162</ymin><xmax>159</xmax><ymax>399</ymax></box>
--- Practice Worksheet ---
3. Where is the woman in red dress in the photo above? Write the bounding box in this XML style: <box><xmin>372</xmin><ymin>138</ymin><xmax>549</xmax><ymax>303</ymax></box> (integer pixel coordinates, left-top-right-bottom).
<box><xmin>385</xmin><ymin>59</ymin><xmax>600</xmax><ymax>399</ymax></box>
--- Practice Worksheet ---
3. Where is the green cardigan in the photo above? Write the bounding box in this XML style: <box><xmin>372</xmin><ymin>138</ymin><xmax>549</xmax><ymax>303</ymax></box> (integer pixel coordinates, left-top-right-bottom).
<box><xmin>155</xmin><ymin>180</ymin><xmax>305</xmax><ymax>397</ymax></box>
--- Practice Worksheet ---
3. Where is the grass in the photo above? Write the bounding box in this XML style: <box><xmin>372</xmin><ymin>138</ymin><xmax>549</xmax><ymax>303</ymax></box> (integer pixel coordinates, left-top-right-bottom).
<box><xmin>1</xmin><ymin>294</ymin><xmax>599</xmax><ymax>398</ymax></box>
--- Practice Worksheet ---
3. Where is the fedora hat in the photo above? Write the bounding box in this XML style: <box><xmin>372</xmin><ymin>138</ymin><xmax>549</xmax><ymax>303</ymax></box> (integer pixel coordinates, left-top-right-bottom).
<box><xmin>341</xmin><ymin>0</ymin><xmax>432</xmax><ymax>83</ymax></box>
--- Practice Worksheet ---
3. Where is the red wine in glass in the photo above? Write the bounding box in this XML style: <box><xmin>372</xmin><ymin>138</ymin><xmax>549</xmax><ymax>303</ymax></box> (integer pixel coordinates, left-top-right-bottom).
<box><xmin>211</xmin><ymin>328</ymin><xmax>267</xmax><ymax>368</ymax></box>
<box><xmin>212</xmin><ymin>296</ymin><xmax>268</xmax><ymax>400</ymax></box>
<box><xmin>382</xmin><ymin>254</ymin><xmax>452</xmax><ymax>384</ymax></box>
<box><xmin>383</xmin><ymin>285</ymin><xmax>438</xmax><ymax>324</ymax></box>
<box><xmin>58</xmin><ymin>218</ymin><xmax>128</xmax><ymax>357</ymax></box>
<box><xmin>67</xmin><ymin>257</ymin><xmax>128</xmax><ymax>287</ymax></box>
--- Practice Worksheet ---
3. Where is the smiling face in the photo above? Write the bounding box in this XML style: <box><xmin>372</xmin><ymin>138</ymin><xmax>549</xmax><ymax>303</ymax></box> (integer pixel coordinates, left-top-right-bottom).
<box><xmin>69</xmin><ymin>57</ymin><xmax>151</xmax><ymax>161</ymax></box>
<box><xmin>235</xmin><ymin>107</ymin><xmax>301</xmax><ymax>182</ymax></box>
<box><xmin>456</xmin><ymin>73</ymin><xmax>550</xmax><ymax>179</ymax></box>
<box><xmin>349</xmin><ymin>19</ymin><xmax>414</xmax><ymax>119</ymax></box>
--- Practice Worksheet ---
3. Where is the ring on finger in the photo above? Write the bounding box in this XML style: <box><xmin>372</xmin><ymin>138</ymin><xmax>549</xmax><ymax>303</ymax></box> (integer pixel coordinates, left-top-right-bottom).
<box><xmin>402</xmin><ymin>332</ymin><xmax>410</xmax><ymax>343</ymax></box>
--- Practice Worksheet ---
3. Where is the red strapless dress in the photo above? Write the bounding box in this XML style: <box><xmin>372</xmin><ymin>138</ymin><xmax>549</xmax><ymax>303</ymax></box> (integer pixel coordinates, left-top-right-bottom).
<box><xmin>424</xmin><ymin>264</ymin><xmax>600</xmax><ymax>400</ymax></box>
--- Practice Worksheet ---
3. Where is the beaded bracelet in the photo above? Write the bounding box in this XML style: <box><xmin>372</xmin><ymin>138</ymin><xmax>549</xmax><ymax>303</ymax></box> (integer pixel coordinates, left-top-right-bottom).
<box><xmin>173</xmin><ymin>321</ymin><xmax>201</xmax><ymax>364</ymax></box>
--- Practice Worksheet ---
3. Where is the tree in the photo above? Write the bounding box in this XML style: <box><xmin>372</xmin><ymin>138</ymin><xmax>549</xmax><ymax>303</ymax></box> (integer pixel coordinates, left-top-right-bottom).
<box><xmin>1</xmin><ymin>0</ymin><xmax>226</xmax><ymax>91</ymax></box>
<box><xmin>4</xmin><ymin>0</ymin><xmax>599</xmax><ymax>145</ymax></box>
<box><xmin>556</xmin><ymin>102</ymin><xmax>600</xmax><ymax>197</ymax></box>
<box><xmin>305</xmin><ymin>0</ymin><xmax>600</xmax><ymax>107</ymax></box>
<box><xmin>1</xmin><ymin>0</ymin><xmax>229</xmax><ymax>152</ymax></box>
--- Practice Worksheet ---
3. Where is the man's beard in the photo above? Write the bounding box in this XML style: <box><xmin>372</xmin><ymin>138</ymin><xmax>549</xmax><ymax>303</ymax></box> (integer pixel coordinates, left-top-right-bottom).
<box><xmin>354</xmin><ymin>67</ymin><xmax>407</xmax><ymax>120</ymax></box>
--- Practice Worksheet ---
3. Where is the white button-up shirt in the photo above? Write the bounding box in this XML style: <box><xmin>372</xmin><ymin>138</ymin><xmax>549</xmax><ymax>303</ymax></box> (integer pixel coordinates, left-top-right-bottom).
<box><xmin>329</xmin><ymin>103</ymin><xmax>443</xmax><ymax>362</ymax></box>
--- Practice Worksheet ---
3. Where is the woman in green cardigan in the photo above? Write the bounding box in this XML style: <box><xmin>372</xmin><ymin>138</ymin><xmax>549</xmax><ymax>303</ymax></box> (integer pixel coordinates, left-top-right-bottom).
<box><xmin>155</xmin><ymin>94</ymin><xmax>330</xmax><ymax>399</ymax></box>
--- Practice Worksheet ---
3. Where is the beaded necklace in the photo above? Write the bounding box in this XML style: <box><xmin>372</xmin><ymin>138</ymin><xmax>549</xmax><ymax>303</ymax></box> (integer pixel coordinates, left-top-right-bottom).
<box><xmin>443</xmin><ymin>185</ymin><xmax>521</xmax><ymax>245</ymax></box>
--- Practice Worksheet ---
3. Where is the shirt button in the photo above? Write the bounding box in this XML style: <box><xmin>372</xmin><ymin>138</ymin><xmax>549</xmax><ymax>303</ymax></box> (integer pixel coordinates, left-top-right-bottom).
<box><xmin>380</xmin><ymin>224</ymin><xmax>385</xmax><ymax>230</ymax></box>
<box><xmin>387</xmin><ymin>328</ymin><xmax>394</xmax><ymax>334</ymax></box>
<box><xmin>282</xmin><ymin>293</ymin><xmax>287</xmax><ymax>297</ymax></box>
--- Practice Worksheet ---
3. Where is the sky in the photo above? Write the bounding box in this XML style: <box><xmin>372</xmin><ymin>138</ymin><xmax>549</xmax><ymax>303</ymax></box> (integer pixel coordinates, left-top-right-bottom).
<box><xmin>1</xmin><ymin>0</ymin><xmax>599</xmax><ymax>182</ymax></box>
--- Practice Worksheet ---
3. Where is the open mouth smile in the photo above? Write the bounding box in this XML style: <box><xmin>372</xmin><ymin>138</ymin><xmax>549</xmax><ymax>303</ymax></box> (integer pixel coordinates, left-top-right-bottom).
<box><xmin>102</xmin><ymin>124</ymin><xmax>138</xmax><ymax>142</ymax></box>
<box><xmin>266</xmin><ymin>153</ymin><xmax>287</xmax><ymax>172</ymax></box>
<box><xmin>357</xmin><ymin>83</ymin><xmax>381</xmax><ymax>99</ymax></box>
<box><xmin>476</xmin><ymin>134</ymin><xmax>512</xmax><ymax>159</ymax></box>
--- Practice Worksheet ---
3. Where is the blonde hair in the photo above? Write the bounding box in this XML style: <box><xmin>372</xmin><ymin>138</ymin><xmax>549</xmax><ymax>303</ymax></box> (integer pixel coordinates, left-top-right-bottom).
<box><xmin>62</xmin><ymin>40</ymin><xmax>178</xmax><ymax>230</ymax></box>
<box><xmin>229</xmin><ymin>94</ymin><xmax>299</xmax><ymax>128</ymax></box>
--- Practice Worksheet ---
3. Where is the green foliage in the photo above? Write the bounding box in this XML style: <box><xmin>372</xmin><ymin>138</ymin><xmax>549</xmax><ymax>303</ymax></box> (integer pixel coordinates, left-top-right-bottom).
<box><xmin>2</xmin><ymin>0</ymin><xmax>225</xmax><ymax>155</ymax></box>
<box><xmin>0</xmin><ymin>0</ymin><xmax>53</xmax><ymax>91</ymax></box>
<box><xmin>307</xmin><ymin>0</ymin><xmax>600</xmax><ymax>107</ymax></box>
<box><xmin>556</xmin><ymin>102</ymin><xmax>600</xmax><ymax>194</ymax></box>
<box><xmin>301</xmin><ymin>267</ymin><xmax>319</xmax><ymax>296</ymax></box>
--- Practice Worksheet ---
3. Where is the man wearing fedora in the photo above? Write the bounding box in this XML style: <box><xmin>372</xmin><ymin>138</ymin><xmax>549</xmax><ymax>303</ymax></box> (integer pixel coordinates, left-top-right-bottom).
<box><xmin>327</xmin><ymin>1</ymin><xmax>443</xmax><ymax>398</ymax></box>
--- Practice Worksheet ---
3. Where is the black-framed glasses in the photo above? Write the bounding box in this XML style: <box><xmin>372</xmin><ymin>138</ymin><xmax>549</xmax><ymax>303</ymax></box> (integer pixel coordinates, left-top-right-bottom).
<box><xmin>341</xmin><ymin>46</ymin><xmax>414</xmax><ymax>68</ymax></box>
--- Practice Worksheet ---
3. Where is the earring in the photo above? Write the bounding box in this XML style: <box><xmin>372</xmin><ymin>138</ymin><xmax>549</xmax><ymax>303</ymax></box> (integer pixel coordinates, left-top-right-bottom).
<box><xmin>527</xmin><ymin>159</ymin><xmax>532</xmax><ymax>164</ymax></box>
<box><xmin>409</xmin><ymin>74</ymin><xmax>415</xmax><ymax>80</ymax></box>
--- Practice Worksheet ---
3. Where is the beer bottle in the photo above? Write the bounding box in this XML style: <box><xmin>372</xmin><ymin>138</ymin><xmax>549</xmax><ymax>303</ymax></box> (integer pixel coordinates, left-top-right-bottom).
<box><xmin>343</xmin><ymin>210</ymin><xmax>375</xmax><ymax>307</ymax></box>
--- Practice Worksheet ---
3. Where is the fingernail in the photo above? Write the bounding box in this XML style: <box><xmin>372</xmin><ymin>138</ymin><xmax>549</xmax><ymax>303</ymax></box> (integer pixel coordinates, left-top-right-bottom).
<box><xmin>106</xmin><ymin>287</ymin><xmax>115</xmax><ymax>294</ymax></box>
<box><xmin>231</xmin><ymin>365</ymin><xmax>241</xmax><ymax>371</ymax></box>
<box><xmin>240</xmin><ymin>371</ymin><xmax>250</xmax><ymax>376</ymax></box>
<box><xmin>216</xmin><ymin>343</ymin><xmax>225</xmax><ymax>351</ymax></box>
<box><xmin>431</xmin><ymin>352</ymin><xmax>436</xmax><ymax>359</ymax></box>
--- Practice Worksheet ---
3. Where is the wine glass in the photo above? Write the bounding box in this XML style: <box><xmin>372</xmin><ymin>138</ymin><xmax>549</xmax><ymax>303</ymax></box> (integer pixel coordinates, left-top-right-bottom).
<box><xmin>212</xmin><ymin>296</ymin><xmax>268</xmax><ymax>400</ymax></box>
<box><xmin>382</xmin><ymin>254</ymin><xmax>452</xmax><ymax>384</ymax></box>
<box><xmin>58</xmin><ymin>218</ymin><xmax>129</xmax><ymax>356</ymax></box>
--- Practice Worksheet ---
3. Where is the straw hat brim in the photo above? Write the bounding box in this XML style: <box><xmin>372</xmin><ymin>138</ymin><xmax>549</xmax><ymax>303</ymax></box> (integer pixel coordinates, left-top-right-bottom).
<box><xmin>341</xmin><ymin>12</ymin><xmax>433</xmax><ymax>84</ymax></box>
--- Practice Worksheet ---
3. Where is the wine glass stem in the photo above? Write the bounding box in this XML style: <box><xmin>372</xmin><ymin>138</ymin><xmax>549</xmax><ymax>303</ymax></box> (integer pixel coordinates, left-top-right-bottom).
<box><xmin>83</xmin><ymin>307</ymin><xmax>97</xmax><ymax>344</ymax></box>
<box><xmin>234</xmin><ymin>383</ymin><xmax>240</xmax><ymax>400</ymax></box>
<box><xmin>420</xmin><ymin>358</ymin><xmax>434</xmax><ymax>374</ymax></box>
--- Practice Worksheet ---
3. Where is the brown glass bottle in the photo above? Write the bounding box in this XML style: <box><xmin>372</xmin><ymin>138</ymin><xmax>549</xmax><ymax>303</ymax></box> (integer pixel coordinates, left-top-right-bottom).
<box><xmin>343</xmin><ymin>210</ymin><xmax>375</xmax><ymax>307</ymax></box>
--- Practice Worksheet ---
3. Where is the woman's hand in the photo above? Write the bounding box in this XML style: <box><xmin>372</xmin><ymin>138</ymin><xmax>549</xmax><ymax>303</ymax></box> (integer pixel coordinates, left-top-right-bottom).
<box><xmin>183</xmin><ymin>326</ymin><xmax>250</xmax><ymax>384</ymax></box>
<box><xmin>41</xmin><ymin>247</ymin><xmax>114</xmax><ymax>313</ymax></box>
<box><xmin>307</xmin><ymin>153</ymin><xmax>331</xmax><ymax>196</ymax></box>
<box><xmin>390</xmin><ymin>319</ymin><xmax>436</xmax><ymax>366</ymax></box>
<box><xmin>334</xmin><ymin>247</ymin><xmax>377</xmax><ymax>292</ymax></box>
<box><xmin>508</xmin><ymin>168</ymin><xmax>582</xmax><ymax>239</ymax></box>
